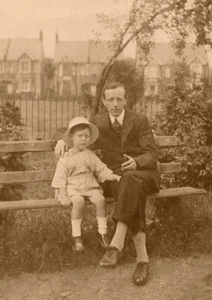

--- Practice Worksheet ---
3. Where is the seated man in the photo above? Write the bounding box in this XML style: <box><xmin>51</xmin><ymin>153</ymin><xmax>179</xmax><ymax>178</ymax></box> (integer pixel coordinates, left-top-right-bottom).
<box><xmin>54</xmin><ymin>82</ymin><xmax>160</xmax><ymax>286</ymax></box>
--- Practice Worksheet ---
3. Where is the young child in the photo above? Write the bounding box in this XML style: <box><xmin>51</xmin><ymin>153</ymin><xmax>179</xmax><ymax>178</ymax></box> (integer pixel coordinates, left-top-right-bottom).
<box><xmin>52</xmin><ymin>117</ymin><xmax>120</xmax><ymax>251</ymax></box>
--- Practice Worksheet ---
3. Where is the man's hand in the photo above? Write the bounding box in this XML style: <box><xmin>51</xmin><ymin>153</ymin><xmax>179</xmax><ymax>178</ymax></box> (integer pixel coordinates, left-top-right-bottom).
<box><xmin>121</xmin><ymin>154</ymin><xmax>137</xmax><ymax>171</ymax></box>
<box><xmin>55</xmin><ymin>140</ymin><xmax>68</xmax><ymax>158</ymax></box>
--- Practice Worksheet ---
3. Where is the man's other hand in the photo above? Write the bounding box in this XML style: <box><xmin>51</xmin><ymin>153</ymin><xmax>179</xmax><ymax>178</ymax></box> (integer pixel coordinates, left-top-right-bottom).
<box><xmin>121</xmin><ymin>154</ymin><xmax>137</xmax><ymax>171</ymax></box>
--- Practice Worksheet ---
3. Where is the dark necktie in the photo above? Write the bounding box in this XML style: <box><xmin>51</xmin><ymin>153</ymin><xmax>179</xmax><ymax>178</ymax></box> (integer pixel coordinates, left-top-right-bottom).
<box><xmin>112</xmin><ymin>118</ymin><xmax>122</xmax><ymax>134</ymax></box>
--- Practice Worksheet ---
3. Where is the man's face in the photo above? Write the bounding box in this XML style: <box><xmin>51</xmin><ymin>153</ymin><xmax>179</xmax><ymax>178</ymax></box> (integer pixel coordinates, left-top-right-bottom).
<box><xmin>103</xmin><ymin>87</ymin><xmax>126</xmax><ymax>117</ymax></box>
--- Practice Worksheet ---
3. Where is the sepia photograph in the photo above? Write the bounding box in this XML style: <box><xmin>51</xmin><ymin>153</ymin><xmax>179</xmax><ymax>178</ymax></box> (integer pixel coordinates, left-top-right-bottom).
<box><xmin>0</xmin><ymin>0</ymin><xmax>212</xmax><ymax>299</ymax></box>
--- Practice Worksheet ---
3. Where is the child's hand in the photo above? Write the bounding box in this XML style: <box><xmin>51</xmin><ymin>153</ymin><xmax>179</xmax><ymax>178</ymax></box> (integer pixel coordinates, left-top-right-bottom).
<box><xmin>61</xmin><ymin>195</ymin><xmax>71</xmax><ymax>207</ymax></box>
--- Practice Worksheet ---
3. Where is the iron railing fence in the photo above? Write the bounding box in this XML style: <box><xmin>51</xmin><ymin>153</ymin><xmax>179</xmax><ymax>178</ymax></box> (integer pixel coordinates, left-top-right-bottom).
<box><xmin>0</xmin><ymin>95</ymin><xmax>163</xmax><ymax>140</ymax></box>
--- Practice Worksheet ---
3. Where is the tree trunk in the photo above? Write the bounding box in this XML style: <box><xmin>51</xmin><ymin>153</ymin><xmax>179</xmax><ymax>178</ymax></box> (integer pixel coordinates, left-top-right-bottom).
<box><xmin>91</xmin><ymin>62</ymin><xmax>115</xmax><ymax>117</ymax></box>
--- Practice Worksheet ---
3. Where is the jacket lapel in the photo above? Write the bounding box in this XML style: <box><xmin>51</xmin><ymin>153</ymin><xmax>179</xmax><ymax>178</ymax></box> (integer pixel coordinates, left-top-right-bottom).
<box><xmin>121</xmin><ymin>109</ymin><xmax>135</xmax><ymax>146</ymax></box>
<box><xmin>99</xmin><ymin>113</ymin><xmax>114</xmax><ymax>137</ymax></box>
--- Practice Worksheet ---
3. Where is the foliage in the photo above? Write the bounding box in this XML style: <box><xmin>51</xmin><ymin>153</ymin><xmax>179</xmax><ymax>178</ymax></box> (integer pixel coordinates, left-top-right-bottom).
<box><xmin>93</xmin><ymin>0</ymin><xmax>212</xmax><ymax>114</ymax></box>
<box><xmin>43</xmin><ymin>58</ymin><xmax>56</xmax><ymax>98</ymax></box>
<box><xmin>108</xmin><ymin>59</ymin><xmax>144</xmax><ymax>109</ymax></box>
<box><xmin>43</xmin><ymin>58</ymin><xmax>56</xmax><ymax>81</ymax></box>
<box><xmin>156</xmin><ymin>62</ymin><xmax>212</xmax><ymax>191</ymax></box>
<box><xmin>82</xmin><ymin>59</ymin><xmax>144</xmax><ymax>110</ymax></box>
<box><xmin>147</xmin><ymin>195</ymin><xmax>212</xmax><ymax>257</ymax></box>
<box><xmin>0</xmin><ymin>102</ymin><xmax>25</xmax><ymax>224</ymax></box>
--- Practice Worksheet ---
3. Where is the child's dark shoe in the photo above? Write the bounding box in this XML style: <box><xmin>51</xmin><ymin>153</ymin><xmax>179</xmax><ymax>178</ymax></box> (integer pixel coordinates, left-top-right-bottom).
<box><xmin>72</xmin><ymin>237</ymin><xmax>85</xmax><ymax>251</ymax></box>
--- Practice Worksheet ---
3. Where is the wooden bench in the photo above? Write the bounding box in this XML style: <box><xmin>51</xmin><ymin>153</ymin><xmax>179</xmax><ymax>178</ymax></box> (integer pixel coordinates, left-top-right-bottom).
<box><xmin>0</xmin><ymin>136</ymin><xmax>207</xmax><ymax>211</ymax></box>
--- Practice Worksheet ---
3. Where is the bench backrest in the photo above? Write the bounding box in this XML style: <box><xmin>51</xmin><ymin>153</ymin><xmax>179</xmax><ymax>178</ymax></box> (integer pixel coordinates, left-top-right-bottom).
<box><xmin>0</xmin><ymin>136</ymin><xmax>178</xmax><ymax>185</ymax></box>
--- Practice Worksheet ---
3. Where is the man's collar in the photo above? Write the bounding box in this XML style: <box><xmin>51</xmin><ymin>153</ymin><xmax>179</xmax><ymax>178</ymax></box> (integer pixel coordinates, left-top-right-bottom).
<box><xmin>109</xmin><ymin>109</ymin><xmax>125</xmax><ymax>125</ymax></box>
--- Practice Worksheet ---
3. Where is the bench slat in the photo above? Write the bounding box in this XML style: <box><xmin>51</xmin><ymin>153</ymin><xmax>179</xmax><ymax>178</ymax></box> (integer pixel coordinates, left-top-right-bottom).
<box><xmin>0</xmin><ymin>136</ymin><xmax>177</xmax><ymax>154</ymax></box>
<box><xmin>0</xmin><ymin>162</ymin><xmax>181</xmax><ymax>183</ymax></box>
<box><xmin>0</xmin><ymin>140</ymin><xmax>52</xmax><ymax>153</ymax></box>
<box><xmin>157</xmin><ymin>162</ymin><xmax>180</xmax><ymax>173</ymax></box>
<box><xmin>154</xmin><ymin>136</ymin><xmax>178</xmax><ymax>147</ymax></box>
<box><xmin>0</xmin><ymin>170</ymin><xmax>55</xmax><ymax>183</ymax></box>
<box><xmin>0</xmin><ymin>187</ymin><xmax>206</xmax><ymax>211</ymax></box>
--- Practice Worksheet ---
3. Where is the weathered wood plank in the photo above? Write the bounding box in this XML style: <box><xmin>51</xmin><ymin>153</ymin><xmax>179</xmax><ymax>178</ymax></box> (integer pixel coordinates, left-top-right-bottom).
<box><xmin>0</xmin><ymin>187</ymin><xmax>207</xmax><ymax>210</ymax></box>
<box><xmin>0</xmin><ymin>135</ymin><xmax>177</xmax><ymax>154</ymax></box>
<box><xmin>147</xmin><ymin>187</ymin><xmax>207</xmax><ymax>199</ymax></box>
<box><xmin>0</xmin><ymin>140</ymin><xmax>52</xmax><ymax>153</ymax></box>
<box><xmin>0</xmin><ymin>162</ymin><xmax>181</xmax><ymax>184</ymax></box>
<box><xmin>158</xmin><ymin>162</ymin><xmax>181</xmax><ymax>173</ymax></box>
<box><xmin>154</xmin><ymin>135</ymin><xmax>178</xmax><ymax>147</ymax></box>
<box><xmin>0</xmin><ymin>170</ymin><xmax>55</xmax><ymax>183</ymax></box>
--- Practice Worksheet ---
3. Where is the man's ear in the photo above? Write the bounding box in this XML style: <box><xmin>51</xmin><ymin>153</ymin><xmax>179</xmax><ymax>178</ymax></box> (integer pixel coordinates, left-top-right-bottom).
<box><xmin>102</xmin><ymin>98</ymin><xmax>106</xmax><ymax>106</ymax></box>
<box><xmin>125</xmin><ymin>95</ymin><xmax>127</xmax><ymax>106</ymax></box>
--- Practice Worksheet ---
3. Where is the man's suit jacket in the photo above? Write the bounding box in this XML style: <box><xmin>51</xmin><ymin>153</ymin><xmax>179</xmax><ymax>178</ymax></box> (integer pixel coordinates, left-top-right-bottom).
<box><xmin>90</xmin><ymin>109</ymin><xmax>160</xmax><ymax>190</ymax></box>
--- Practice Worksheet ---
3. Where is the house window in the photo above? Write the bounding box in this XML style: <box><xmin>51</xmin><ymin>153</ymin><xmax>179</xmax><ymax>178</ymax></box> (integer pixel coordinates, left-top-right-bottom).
<box><xmin>72</xmin><ymin>65</ymin><xmax>76</xmax><ymax>75</ymax></box>
<box><xmin>31</xmin><ymin>61</ymin><xmax>34</xmax><ymax>72</ymax></box>
<box><xmin>31</xmin><ymin>80</ymin><xmax>35</xmax><ymax>92</ymax></box>
<box><xmin>16</xmin><ymin>81</ymin><xmax>20</xmax><ymax>92</ymax></box>
<box><xmin>189</xmin><ymin>63</ymin><xmax>202</xmax><ymax>77</ymax></box>
<box><xmin>21</xmin><ymin>60</ymin><xmax>30</xmax><ymax>73</ymax></box>
<box><xmin>165</xmin><ymin>67</ymin><xmax>171</xmax><ymax>78</ymax></box>
<box><xmin>63</xmin><ymin>63</ymin><xmax>72</xmax><ymax>76</ymax></box>
<box><xmin>150</xmin><ymin>85</ymin><xmax>155</xmax><ymax>93</ymax></box>
<box><xmin>22</xmin><ymin>79</ymin><xmax>30</xmax><ymax>92</ymax></box>
<box><xmin>80</xmin><ymin>65</ymin><xmax>86</xmax><ymax>76</ymax></box>
<box><xmin>148</xmin><ymin>67</ymin><xmax>158</xmax><ymax>78</ymax></box>
<box><xmin>58</xmin><ymin>64</ymin><xmax>63</xmax><ymax>76</ymax></box>
<box><xmin>8</xmin><ymin>62</ymin><xmax>13</xmax><ymax>74</ymax></box>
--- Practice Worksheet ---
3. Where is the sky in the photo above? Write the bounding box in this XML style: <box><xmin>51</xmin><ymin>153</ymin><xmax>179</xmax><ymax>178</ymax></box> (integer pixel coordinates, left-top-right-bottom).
<box><xmin>1</xmin><ymin>0</ymin><xmax>209</xmax><ymax>64</ymax></box>
<box><xmin>0</xmin><ymin>0</ymin><xmax>140</xmax><ymax>58</ymax></box>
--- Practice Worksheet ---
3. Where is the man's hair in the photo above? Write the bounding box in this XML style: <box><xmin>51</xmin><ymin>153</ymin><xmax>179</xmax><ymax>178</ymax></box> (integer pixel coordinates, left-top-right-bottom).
<box><xmin>70</xmin><ymin>124</ymin><xmax>91</xmax><ymax>136</ymax></box>
<box><xmin>102</xmin><ymin>82</ymin><xmax>125</xmax><ymax>99</ymax></box>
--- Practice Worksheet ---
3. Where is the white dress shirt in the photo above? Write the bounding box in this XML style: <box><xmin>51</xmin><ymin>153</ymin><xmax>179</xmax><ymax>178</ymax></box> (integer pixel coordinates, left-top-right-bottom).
<box><xmin>109</xmin><ymin>109</ymin><xmax>125</xmax><ymax>126</ymax></box>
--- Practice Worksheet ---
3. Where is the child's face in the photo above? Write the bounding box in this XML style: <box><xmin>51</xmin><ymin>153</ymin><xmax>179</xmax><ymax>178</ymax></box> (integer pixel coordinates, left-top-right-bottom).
<box><xmin>70</xmin><ymin>128</ymin><xmax>91</xmax><ymax>151</ymax></box>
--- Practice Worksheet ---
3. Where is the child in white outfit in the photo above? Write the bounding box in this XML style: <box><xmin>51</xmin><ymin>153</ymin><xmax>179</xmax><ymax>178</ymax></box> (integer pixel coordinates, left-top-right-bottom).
<box><xmin>52</xmin><ymin>117</ymin><xmax>120</xmax><ymax>251</ymax></box>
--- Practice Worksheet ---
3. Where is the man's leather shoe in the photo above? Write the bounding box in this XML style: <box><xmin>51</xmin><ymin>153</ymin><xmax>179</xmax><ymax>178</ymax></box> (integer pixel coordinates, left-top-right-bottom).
<box><xmin>98</xmin><ymin>233</ymin><xmax>110</xmax><ymax>248</ymax></box>
<box><xmin>99</xmin><ymin>246</ymin><xmax>121</xmax><ymax>268</ymax></box>
<box><xmin>132</xmin><ymin>262</ymin><xmax>149</xmax><ymax>286</ymax></box>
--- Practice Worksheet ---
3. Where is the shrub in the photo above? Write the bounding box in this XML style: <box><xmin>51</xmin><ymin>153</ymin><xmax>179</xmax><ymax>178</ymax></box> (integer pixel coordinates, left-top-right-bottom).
<box><xmin>0</xmin><ymin>101</ymin><xmax>25</xmax><ymax>223</ymax></box>
<box><xmin>156</xmin><ymin>62</ymin><xmax>212</xmax><ymax>191</ymax></box>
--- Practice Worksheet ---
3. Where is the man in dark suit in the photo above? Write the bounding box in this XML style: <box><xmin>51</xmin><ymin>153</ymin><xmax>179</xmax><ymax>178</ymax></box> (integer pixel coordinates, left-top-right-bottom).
<box><xmin>54</xmin><ymin>82</ymin><xmax>160</xmax><ymax>286</ymax></box>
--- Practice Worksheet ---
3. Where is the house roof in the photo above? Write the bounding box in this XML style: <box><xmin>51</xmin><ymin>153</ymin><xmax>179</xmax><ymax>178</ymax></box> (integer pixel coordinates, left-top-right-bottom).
<box><xmin>7</xmin><ymin>39</ymin><xmax>44</xmax><ymax>60</ymax></box>
<box><xmin>147</xmin><ymin>43</ymin><xmax>209</xmax><ymax>65</ymax></box>
<box><xmin>0</xmin><ymin>38</ymin><xmax>44</xmax><ymax>61</ymax></box>
<box><xmin>54</xmin><ymin>40</ymin><xmax>115</xmax><ymax>63</ymax></box>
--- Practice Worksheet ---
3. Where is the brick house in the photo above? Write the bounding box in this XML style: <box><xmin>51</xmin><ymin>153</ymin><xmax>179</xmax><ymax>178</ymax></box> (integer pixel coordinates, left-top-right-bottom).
<box><xmin>136</xmin><ymin>42</ymin><xmax>210</xmax><ymax>96</ymax></box>
<box><xmin>0</xmin><ymin>31</ymin><xmax>45</xmax><ymax>98</ymax></box>
<box><xmin>54</xmin><ymin>35</ymin><xmax>116</xmax><ymax>97</ymax></box>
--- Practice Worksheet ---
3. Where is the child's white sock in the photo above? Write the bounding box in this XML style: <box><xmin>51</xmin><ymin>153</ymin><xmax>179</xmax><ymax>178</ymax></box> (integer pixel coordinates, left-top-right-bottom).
<box><xmin>97</xmin><ymin>216</ymin><xmax>107</xmax><ymax>235</ymax></box>
<box><xmin>110</xmin><ymin>221</ymin><xmax>128</xmax><ymax>251</ymax></box>
<box><xmin>133</xmin><ymin>231</ymin><xmax>149</xmax><ymax>263</ymax></box>
<box><xmin>71</xmin><ymin>219</ymin><xmax>82</xmax><ymax>237</ymax></box>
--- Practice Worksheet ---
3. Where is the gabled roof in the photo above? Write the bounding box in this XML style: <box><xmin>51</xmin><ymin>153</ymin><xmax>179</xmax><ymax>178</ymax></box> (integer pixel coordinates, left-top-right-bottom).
<box><xmin>54</xmin><ymin>40</ymin><xmax>115</xmax><ymax>64</ymax></box>
<box><xmin>146</xmin><ymin>43</ymin><xmax>209</xmax><ymax>65</ymax></box>
<box><xmin>7</xmin><ymin>39</ymin><xmax>44</xmax><ymax>61</ymax></box>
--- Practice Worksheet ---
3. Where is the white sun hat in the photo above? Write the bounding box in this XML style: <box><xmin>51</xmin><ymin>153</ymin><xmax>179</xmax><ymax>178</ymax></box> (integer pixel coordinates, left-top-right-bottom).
<box><xmin>63</xmin><ymin>117</ymin><xmax>99</xmax><ymax>147</ymax></box>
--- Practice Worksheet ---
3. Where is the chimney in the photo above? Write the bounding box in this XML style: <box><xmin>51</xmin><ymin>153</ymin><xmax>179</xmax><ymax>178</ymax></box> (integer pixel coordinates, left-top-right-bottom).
<box><xmin>39</xmin><ymin>29</ymin><xmax>43</xmax><ymax>41</ymax></box>
<box><xmin>56</xmin><ymin>32</ymin><xmax>59</xmax><ymax>43</ymax></box>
